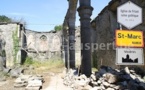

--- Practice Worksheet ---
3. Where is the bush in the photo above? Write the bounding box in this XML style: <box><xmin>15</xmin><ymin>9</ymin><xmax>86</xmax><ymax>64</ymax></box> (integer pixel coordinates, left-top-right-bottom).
<box><xmin>0</xmin><ymin>15</ymin><xmax>12</xmax><ymax>22</ymax></box>
<box><xmin>54</xmin><ymin>25</ymin><xmax>62</xmax><ymax>31</ymax></box>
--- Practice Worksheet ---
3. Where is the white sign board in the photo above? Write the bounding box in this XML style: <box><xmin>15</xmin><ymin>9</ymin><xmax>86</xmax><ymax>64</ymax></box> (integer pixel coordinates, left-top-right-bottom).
<box><xmin>117</xmin><ymin>1</ymin><xmax>142</xmax><ymax>29</ymax></box>
<box><xmin>116</xmin><ymin>48</ymin><xmax>144</xmax><ymax>65</ymax></box>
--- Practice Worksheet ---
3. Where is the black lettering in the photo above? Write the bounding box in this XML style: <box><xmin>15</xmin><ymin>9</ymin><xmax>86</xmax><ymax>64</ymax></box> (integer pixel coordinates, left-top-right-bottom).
<box><xmin>124</xmin><ymin>50</ymin><xmax>136</xmax><ymax>53</ymax></box>
<box><xmin>132</xmin><ymin>42</ymin><xmax>141</xmax><ymax>44</ymax></box>
<box><xmin>118</xmin><ymin>33</ymin><xmax>122</xmax><ymax>38</ymax></box>
<box><xmin>128</xmin><ymin>34</ymin><xmax>132</xmax><ymax>38</ymax></box>
<box><xmin>127</xmin><ymin>34</ymin><xmax>141</xmax><ymax>39</ymax></box>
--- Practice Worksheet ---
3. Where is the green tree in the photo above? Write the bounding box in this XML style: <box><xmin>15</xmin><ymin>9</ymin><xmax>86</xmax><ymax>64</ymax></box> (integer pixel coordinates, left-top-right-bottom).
<box><xmin>0</xmin><ymin>15</ymin><xmax>12</xmax><ymax>22</ymax></box>
<box><xmin>54</xmin><ymin>25</ymin><xmax>62</xmax><ymax>31</ymax></box>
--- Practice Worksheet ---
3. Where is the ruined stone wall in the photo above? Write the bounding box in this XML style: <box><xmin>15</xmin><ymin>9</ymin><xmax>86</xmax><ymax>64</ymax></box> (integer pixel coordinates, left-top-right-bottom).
<box><xmin>92</xmin><ymin>0</ymin><xmax>145</xmax><ymax>68</ymax></box>
<box><xmin>75</xmin><ymin>27</ymin><xmax>81</xmax><ymax>66</ymax></box>
<box><xmin>25</xmin><ymin>30</ymin><xmax>62</xmax><ymax>60</ymax></box>
<box><xmin>0</xmin><ymin>23</ymin><xmax>22</xmax><ymax>66</ymax></box>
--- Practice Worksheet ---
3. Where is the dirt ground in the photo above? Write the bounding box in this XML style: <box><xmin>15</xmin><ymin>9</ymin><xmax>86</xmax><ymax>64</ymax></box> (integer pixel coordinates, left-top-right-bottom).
<box><xmin>0</xmin><ymin>68</ymin><xmax>71</xmax><ymax>90</ymax></box>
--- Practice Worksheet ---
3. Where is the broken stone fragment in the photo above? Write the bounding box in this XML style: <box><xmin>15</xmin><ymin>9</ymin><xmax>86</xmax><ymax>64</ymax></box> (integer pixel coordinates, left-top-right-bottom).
<box><xmin>90</xmin><ymin>74</ymin><xmax>96</xmax><ymax>81</ymax></box>
<box><xmin>103</xmin><ymin>73</ymin><xmax>118</xmax><ymax>84</ymax></box>
<box><xmin>106</xmin><ymin>87</ymin><xmax>115</xmax><ymax>90</ymax></box>
<box><xmin>27</xmin><ymin>79</ymin><xmax>42</xmax><ymax>87</ymax></box>
<box><xmin>80</xmin><ymin>74</ymin><xmax>87</xmax><ymax>80</ymax></box>
<box><xmin>14</xmin><ymin>78</ymin><xmax>25</xmax><ymax>84</ymax></box>
<box><xmin>113</xmin><ymin>85</ymin><xmax>121</xmax><ymax>90</ymax></box>
<box><xmin>83</xmin><ymin>85</ymin><xmax>92</xmax><ymax>90</ymax></box>
<box><xmin>135</xmin><ymin>76</ymin><xmax>145</xmax><ymax>83</ymax></box>
<box><xmin>90</xmin><ymin>86</ymin><xmax>101</xmax><ymax>90</ymax></box>
<box><xmin>97</xmin><ymin>80</ymin><xmax>102</xmax><ymax>84</ymax></box>
<box><xmin>28</xmin><ymin>76</ymin><xmax>44</xmax><ymax>82</ymax></box>
<box><xmin>129</xmin><ymin>74</ymin><xmax>136</xmax><ymax>80</ymax></box>
<box><xmin>102</xmin><ymin>81</ymin><xmax>110</xmax><ymax>87</ymax></box>
<box><xmin>14</xmin><ymin>82</ymin><xmax>27</xmax><ymax>88</ymax></box>
<box><xmin>91</xmin><ymin>81</ymin><xmax>98</xmax><ymax>86</ymax></box>
<box><xmin>130</xmin><ymin>70</ymin><xmax>135</xmax><ymax>73</ymax></box>
<box><xmin>100</xmin><ymin>84</ymin><xmax>106</xmax><ymax>89</ymax></box>
<box><xmin>19</xmin><ymin>75</ymin><xmax>32</xmax><ymax>81</ymax></box>
<box><xmin>75</xmin><ymin>78</ymin><xmax>89</xmax><ymax>86</ymax></box>
<box><xmin>124</xmin><ymin>67</ymin><xmax>130</xmax><ymax>74</ymax></box>
<box><xmin>25</xmin><ymin>86</ymin><xmax>40</xmax><ymax>90</ymax></box>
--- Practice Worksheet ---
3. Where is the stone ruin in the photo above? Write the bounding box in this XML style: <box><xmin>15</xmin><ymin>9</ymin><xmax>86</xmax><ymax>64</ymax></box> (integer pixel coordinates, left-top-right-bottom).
<box><xmin>25</xmin><ymin>30</ymin><xmax>62</xmax><ymax>60</ymax></box>
<box><xmin>0</xmin><ymin>22</ymin><xmax>64</xmax><ymax>67</ymax></box>
<box><xmin>63</xmin><ymin>66</ymin><xmax>145</xmax><ymax>90</ymax></box>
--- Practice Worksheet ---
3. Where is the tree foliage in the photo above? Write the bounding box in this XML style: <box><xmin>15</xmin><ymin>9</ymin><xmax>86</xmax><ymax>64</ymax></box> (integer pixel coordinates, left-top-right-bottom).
<box><xmin>0</xmin><ymin>15</ymin><xmax>12</xmax><ymax>23</ymax></box>
<box><xmin>54</xmin><ymin>25</ymin><xmax>62</xmax><ymax>31</ymax></box>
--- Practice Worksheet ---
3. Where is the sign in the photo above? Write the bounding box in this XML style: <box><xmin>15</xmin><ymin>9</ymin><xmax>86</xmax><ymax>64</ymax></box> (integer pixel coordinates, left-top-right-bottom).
<box><xmin>116</xmin><ymin>30</ymin><xmax>144</xmax><ymax>47</ymax></box>
<box><xmin>116</xmin><ymin>48</ymin><xmax>144</xmax><ymax>65</ymax></box>
<box><xmin>117</xmin><ymin>1</ymin><xmax>142</xmax><ymax>29</ymax></box>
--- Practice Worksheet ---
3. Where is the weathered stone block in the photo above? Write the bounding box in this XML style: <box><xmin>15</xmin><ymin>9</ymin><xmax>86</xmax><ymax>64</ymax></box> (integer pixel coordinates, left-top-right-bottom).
<box><xmin>25</xmin><ymin>86</ymin><xmax>40</xmax><ymax>90</ymax></box>
<box><xmin>27</xmin><ymin>79</ymin><xmax>42</xmax><ymax>87</ymax></box>
<box><xmin>103</xmin><ymin>73</ymin><xmax>118</xmax><ymax>84</ymax></box>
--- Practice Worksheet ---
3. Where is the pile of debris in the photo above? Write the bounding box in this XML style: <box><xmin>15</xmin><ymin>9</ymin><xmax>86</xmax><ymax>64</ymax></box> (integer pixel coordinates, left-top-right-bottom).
<box><xmin>0</xmin><ymin>65</ymin><xmax>44</xmax><ymax>90</ymax></box>
<box><xmin>14</xmin><ymin>74</ymin><xmax>43</xmax><ymax>90</ymax></box>
<box><xmin>63</xmin><ymin>66</ymin><xmax>145</xmax><ymax>90</ymax></box>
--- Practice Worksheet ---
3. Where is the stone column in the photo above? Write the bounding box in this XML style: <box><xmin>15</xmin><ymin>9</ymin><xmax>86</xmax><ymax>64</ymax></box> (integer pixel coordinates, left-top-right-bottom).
<box><xmin>78</xmin><ymin>0</ymin><xmax>93</xmax><ymax>77</ymax></box>
<box><xmin>68</xmin><ymin>19</ymin><xmax>76</xmax><ymax>68</ymax></box>
<box><xmin>63</xmin><ymin>19</ymin><xmax>69</xmax><ymax>69</ymax></box>
<box><xmin>68</xmin><ymin>0</ymin><xmax>78</xmax><ymax>69</ymax></box>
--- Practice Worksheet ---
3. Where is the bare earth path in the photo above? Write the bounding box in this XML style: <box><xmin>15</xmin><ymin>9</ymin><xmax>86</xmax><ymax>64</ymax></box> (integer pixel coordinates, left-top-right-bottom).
<box><xmin>0</xmin><ymin>72</ymin><xmax>72</xmax><ymax>90</ymax></box>
<box><xmin>43</xmin><ymin>74</ymin><xmax>72</xmax><ymax>90</ymax></box>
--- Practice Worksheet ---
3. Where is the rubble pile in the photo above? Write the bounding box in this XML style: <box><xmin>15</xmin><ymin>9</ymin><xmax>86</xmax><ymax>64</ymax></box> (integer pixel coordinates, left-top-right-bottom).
<box><xmin>0</xmin><ymin>65</ymin><xmax>44</xmax><ymax>90</ymax></box>
<box><xmin>63</xmin><ymin>66</ymin><xmax>145</xmax><ymax>90</ymax></box>
<box><xmin>14</xmin><ymin>74</ymin><xmax>43</xmax><ymax>90</ymax></box>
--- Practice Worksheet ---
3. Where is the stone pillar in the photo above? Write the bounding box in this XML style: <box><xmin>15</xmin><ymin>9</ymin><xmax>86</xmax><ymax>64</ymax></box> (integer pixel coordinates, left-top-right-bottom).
<box><xmin>68</xmin><ymin>19</ymin><xmax>75</xmax><ymax>68</ymax></box>
<box><xmin>63</xmin><ymin>17</ymin><xmax>69</xmax><ymax>69</ymax></box>
<box><xmin>68</xmin><ymin>0</ymin><xmax>78</xmax><ymax>69</ymax></box>
<box><xmin>78</xmin><ymin>0</ymin><xmax>93</xmax><ymax>77</ymax></box>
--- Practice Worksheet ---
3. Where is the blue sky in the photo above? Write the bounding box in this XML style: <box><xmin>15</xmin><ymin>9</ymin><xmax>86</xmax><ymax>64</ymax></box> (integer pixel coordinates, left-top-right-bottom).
<box><xmin>0</xmin><ymin>0</ymin><xmax>111</xmax><ymax>31</ymax></box>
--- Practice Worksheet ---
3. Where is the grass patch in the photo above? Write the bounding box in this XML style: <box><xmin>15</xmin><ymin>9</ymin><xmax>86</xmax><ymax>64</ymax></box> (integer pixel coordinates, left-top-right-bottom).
<box><xmin>24</xmin><ymin>57</ymin><xmax>65</xmax><ymax>73</ymax></box>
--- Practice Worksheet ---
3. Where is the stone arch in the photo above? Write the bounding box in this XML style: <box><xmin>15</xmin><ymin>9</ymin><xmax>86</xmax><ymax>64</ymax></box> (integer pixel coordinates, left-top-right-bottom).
<box><xmin>40</xmin><ymin>35</ymin><xmax>47</xmax><ymax>41</ymax></box>
<box><xmin>39</xmin><ymin>34</ymin><xmax>49</xmax><ymax>52</ymax></box>
<box><xmin>50</xmin><ymin>35</ymin><xmax>61</xmax><ymax>51</ymax></box>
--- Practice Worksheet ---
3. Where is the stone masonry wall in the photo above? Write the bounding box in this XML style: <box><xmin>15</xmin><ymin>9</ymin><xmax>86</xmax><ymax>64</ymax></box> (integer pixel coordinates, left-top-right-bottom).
<box><xmin>25</xmin><ymin>30</ymin><xmax>62</xmax><ymax>60</ymax></box>
<box><xmin>0</xmin><ymin>23</ymin><xmax>20</xmax><ymax>66</ymax></box>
